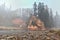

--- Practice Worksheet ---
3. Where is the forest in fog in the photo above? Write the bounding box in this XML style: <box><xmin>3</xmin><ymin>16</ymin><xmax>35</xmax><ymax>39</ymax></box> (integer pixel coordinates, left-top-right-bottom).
<box><xmin>0</xmin><ymin>2</ymin><xmax>59</xmax><ymax>28</ymax></box>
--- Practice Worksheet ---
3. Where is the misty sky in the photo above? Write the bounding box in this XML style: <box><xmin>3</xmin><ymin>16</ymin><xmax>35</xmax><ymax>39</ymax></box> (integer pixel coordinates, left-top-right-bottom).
<box><xmin>0</xmin><ymin>0</ymin><xmax>60</xmax><ymax>15</ymax></box>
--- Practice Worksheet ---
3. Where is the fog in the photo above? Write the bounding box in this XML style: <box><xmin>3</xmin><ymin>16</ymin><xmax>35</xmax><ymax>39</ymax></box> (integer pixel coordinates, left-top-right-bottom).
<box><xmin>0</xmin><ymin>1</ymin><xmax>59</xmax><ymax>30</ymax></box>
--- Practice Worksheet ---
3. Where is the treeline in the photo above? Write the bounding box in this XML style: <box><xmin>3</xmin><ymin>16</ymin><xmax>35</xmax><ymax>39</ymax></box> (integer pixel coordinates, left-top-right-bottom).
<box><xmin>33</xmin><ymin>2</ymin><xmax>54</xmax><ymax>28</ymax></box>
<box><xmin>54</xmin><ymin>12</ymin><xmax>60</xmax><ymax>28</ymax></box>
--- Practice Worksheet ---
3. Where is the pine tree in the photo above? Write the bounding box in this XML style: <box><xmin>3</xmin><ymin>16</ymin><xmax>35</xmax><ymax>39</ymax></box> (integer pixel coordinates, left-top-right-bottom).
<box><xmin>38</xmin><ymin>2</ymin><xmax>44</xmax><ymax>21</ymax></box>
<box><xmin>38</xmin><ymin>3</ymin><xmax>50</xmax><ymax>28</ymax></box>
<box><xmin>43</xmin><ymin>5</ymin><xmax>49</xmax><ymax>28</ymax></box>
<box><xmin>33</xmin><ymin>2</ymin><xmax>37</xmax><ymax>16</ymax></box>
<box><xmin>54</xmin><ymin>11</ymin><xmax>59</xmax><ymax>27</ymax></box>
<box><xmin>49</xmin><ymin>9</ymin><xmax>54</xmax><ymax>28</ymax></box>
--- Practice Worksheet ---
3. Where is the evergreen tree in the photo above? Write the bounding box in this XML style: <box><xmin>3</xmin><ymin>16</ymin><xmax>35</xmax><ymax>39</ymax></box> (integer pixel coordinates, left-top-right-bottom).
<box><xmin>33</xmin><ymin>2</ymin><xmax>53</xmax><ymax>28</ymax></box>
<box><xmin>43</xmin><ymin>5</ymin><xmax>49</xmax><ymax>28</ymax></box>
<box><xmin>38</xmin><ymin>2</ymin><xmax>44</xmax><ymax>21</ymax></box>
<box><xmin>54</xmin><ymin>11</ymin><xmax>59</xmax><ymax>27</ymax></box>
<box><xmin>49</xmin><ymin>9</ymin><xmax>54</xmax><ymax>28</ymax></box>
<box><xmin>38</xmin><ymin>3</ymin><xmax>50</xmax><ymax>28</ymax></box>
<box><xmin>33</xmin><ymin>2</ymin><xmax>37</xmax><ymax>16</ymax></box>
